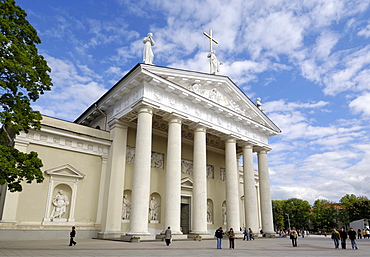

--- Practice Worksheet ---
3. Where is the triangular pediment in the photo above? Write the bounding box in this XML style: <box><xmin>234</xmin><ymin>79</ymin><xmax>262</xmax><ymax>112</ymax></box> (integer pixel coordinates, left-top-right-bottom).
<box><xmin>141</xmin><ymin>65</ymin><xmax>280</xmax><ymax>133</ymax></box>
<box><xmin>181</xmin><ymin>177</ymin><xmax>193</xmax><ymax>189</ymax></box>
<box><xmin>45</xmin><ymin>164</ymin><xmax>85</xmax><ymax>178</ymax></box>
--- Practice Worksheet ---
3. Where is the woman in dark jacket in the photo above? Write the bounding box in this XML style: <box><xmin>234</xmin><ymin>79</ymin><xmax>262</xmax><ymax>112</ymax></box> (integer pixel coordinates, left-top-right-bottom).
<box><xmin>226</xmin><ymin>228</ymin><xmax>235</xmax><ymax>249</ymax></box>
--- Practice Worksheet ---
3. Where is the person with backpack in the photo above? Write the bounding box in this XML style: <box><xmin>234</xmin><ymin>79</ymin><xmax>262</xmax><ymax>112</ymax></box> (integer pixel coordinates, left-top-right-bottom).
<box><xmin>331</xmin><ymin>228</ymin><xmax>340</xmax><ymax>249</ymax></box>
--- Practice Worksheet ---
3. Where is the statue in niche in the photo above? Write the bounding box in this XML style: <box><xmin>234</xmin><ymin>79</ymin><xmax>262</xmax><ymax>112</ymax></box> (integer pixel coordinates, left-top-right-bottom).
<box><xmin>122</xmin><ymin>194</ymin><xmax>131</xmax><ymax>220</ymax></box>
<box><xmin>207</xmin><ymin>202</ymin><xmax>212</xmax><ymax>223</ymax></box>
<box><xmin>149</xmin><ymin>196</ymin><xmax>160</xmax><ymax>221</ymax></box>
<box><xmin>220</xmin><ymin>168</ymin><xmax>226</xmax><ymax>181</ymax></box>
<box><xmin>143</xmin><ymin>33</ymin><xmax>155</xmax><ymax>64</ymax></box>
<box><xmin>222</xmin><ymin>202</ymin><xmax>227</xmax><ymax>224</ymax></box>
<box><xmin>51</xmin><ymin>190</ymin><xmax>69</xmax><ymax>220</ymax></box>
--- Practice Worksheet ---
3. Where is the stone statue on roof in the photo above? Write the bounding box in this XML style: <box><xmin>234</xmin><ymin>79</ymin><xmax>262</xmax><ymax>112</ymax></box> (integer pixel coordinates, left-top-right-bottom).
<box><xmin>143</xmin><ymin>33</ymin><xmax>155</xmax><ymax>64</ymax></box>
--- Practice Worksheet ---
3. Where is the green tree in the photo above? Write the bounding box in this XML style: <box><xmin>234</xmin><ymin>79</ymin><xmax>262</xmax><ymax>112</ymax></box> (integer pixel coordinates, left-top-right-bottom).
<box><xmin>0</xmin><ymin>0</ymin><xmax>52</xmax><ymax>192</ymax></box>
<box><xmin>339</xmin><ymin>194</ymin><xmax>358</xmax><ymax>225</ymax></box>
<box><xmin>283</xmin><ymin>198</ymin><xmax>311</xmax><ymax>230</ymax></box>
<box><xmin>346</xmin><ymin>196</ymin><xmax>370</xmax><ymax>222</ymax></box>
<box><xmin>272</xmin><ymin>200</ymin><xmax>285</xmax><ymax>231</ymax></box>
<box><xmin>311</xmin><ymin>199</ymin><xmax>338</xmax><ymax>232</ymax></box>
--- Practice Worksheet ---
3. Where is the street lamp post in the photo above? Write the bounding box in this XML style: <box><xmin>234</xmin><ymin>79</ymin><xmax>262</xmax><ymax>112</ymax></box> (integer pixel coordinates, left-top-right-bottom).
<box><xmin>285</xmin><ymin>213</ymin><xmax>291</xmax><ymax>230</ymax></box>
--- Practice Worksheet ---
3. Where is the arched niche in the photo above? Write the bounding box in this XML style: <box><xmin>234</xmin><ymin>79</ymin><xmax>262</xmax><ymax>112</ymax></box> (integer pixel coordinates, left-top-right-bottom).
<box><xmin>122</xmin><ymin>190</ymin><xmax>132</xmax><ymax>222</ymax></box>
<box><xmin>207</xmin><ymin>199</ymin><xmax>214</xmax><ymax>224</ymax></box>
<box><xmin>42</xmin><ymin>164</ymin><xmax>85</xmax><ymax>225</ymax></box>
<box><xmin>149</xmin><ymin>192</ymin><xmax>161</xmax><ymax>223</ymax></box>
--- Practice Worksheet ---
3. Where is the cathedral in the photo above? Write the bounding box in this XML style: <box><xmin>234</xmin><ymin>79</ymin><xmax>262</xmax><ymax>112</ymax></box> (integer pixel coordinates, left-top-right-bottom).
<box><xmin>0</xmin><ymin>33</ymin><xmax>280</xmax><ymax>240</ymax></box>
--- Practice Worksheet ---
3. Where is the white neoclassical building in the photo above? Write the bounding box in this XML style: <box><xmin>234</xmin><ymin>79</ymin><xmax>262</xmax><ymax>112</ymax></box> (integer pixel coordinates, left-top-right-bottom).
<box><xmin>0</xmin><ymin>63</ymin><xmax>280</xmax><ymax>240</ymax></box>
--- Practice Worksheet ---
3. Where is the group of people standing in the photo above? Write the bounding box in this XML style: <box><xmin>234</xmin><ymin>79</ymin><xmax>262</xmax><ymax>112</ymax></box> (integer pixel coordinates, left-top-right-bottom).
<box><xmin>215</xmin><ymin>227</ymin><xmax>254</xmax><ymax>249</ymax></box>
<box><xmin>215</xmin><ymin>227</ymin><xmax>233</xmax><ymax>249</ymax></box>
<box><xmin>331</xmin><ymin>227</ymin><xmax>358</xmax><ymax>250</ymax></box>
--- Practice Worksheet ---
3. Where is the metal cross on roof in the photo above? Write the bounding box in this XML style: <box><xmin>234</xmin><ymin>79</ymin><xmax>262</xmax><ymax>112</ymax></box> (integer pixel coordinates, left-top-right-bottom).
<box><xmin>203</xmin><ymin>29</ymin><xmax>218</xmax><ymax>53</ymax></box>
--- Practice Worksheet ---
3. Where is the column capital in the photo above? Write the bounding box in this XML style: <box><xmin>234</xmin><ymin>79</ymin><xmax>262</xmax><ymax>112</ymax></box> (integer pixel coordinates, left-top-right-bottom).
<box><xmin>223</xmin><ymin>136</ymin><xmax>236</xmax><ymax>144</ymax></box>
<box><xmin>255</xmin><ymin>146</ymin><xmax>271</xmax><ymax>154</ymax></box>
<box><xmin>192</xmin><ymin>124</ymin><xmax>207</xmax><ymax>133</ymax></box>
<box><xmin>240</xmin><ymin>142</ymin><xmax>254</xmax><ymax>149</ymax></box>
<box><xmin>132</xmin><ymin>101</ymin><xmax>157</xmax><ymax>114</ymax></box>
<box><xmin>108</xmin><ymin>119</ymin><xmax>130</xmax><ymax>130</ymax></box>
<box><xmin>163</xmin><ymin>112</ymin><xmax>187</xmax><ymax>123</ymax></box>
<box><xmin>257</xmin><ymin>148</ymin><xmax>270</xmax><ymax>154</ymax></box>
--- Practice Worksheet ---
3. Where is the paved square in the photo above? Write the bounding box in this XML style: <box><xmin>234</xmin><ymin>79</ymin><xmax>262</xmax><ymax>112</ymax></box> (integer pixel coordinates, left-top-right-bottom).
<box><xmin>0</xmin><ymin>235</ymin><xmax>369</xmax><ymax>256</ymax></box>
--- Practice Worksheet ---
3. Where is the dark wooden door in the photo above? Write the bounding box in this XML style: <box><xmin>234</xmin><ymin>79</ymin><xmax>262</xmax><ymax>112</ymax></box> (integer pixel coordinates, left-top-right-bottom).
<box><xmin>181</xmin><ymin>203</ymin><xmax>190</xmax><ymax>234</ymax></box>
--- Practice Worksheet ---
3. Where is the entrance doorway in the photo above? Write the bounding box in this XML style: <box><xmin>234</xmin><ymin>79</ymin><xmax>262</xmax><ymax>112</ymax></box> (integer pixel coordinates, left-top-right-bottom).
<box><xmin>181</xmin><ymin>196</ymin><xmax>190</xmax><ymax>234</ymax></box>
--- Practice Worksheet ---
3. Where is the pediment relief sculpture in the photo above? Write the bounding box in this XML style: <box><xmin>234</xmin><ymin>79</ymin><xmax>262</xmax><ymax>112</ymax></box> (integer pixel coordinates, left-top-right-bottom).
<box><xmin>187</xmin><ymin>83</ymin><xmax>256</xmax><ymax>118</ymax></box>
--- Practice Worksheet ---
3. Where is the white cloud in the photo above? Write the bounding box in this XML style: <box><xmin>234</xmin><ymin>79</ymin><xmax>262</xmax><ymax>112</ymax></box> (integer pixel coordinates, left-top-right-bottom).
<box><xmin>33</xmin><ymin>54</ymin><xmax>107</xmax><ymax>121</ymax></box>
<box><xmin>358</xmin><ymin>23</ymin><xmax>370</xmax><ymax>38</ymax></box>
<box><xmin>349</xmin><ymin>92</ymin><xmax>370</xmax><ymax>116</ymax></box>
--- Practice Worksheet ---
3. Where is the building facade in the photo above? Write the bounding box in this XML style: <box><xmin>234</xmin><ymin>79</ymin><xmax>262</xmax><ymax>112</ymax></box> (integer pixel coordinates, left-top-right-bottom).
<box><xmin>0</xmin><ymin>63</ymin><xmax>280</xmax><ymax>240</ymax></box>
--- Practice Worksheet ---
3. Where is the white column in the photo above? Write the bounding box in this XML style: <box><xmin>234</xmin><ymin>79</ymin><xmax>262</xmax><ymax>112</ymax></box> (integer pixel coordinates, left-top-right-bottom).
<box><xmin>101</xmin><ymin>119</ymin><xmax>128</xmax><ymax>235</ymax></box>
<box><xmin>128</xmin><ymin>105</ymin><xmax>153</xmax><ymax>235</ymax></box>
<box><xmin>191</xmin><ymin>125</ymin><xmax>208</xmax><ymax>234</ymax></box>
<box><xmin>242</xmin><ymin>144</ymin><xmax>259</xmax><ymax>233</ymax></box>
<box><xmin>164</xmin><ymin>116</ymin><xmax>182</xmax><ymax>234</ymax></box>
<box><xmin>0</xmin><ymin>139</ymin><xmax>28</xmax><ymax>222</ymax></box>
<box><xmin>225</xmin><ymin>137</ymin><xmax>240</xmax><ymax>232</ymax></box>
<box><xmin>96</xmin><ymin>157</ymin><xmax>108</xmax><ymax>225</ymax></box>
<box><xmin>258</xmin><ymin>149</ymin><xmax>274</xmax><ymax>234</ymax></box>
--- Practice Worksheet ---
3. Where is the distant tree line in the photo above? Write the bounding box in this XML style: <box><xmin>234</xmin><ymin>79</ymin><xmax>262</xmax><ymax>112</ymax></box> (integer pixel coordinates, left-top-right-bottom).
<box><xmin>272</xmin><ymin>194</ymin><xmax>370</xmax><ymax>232</ymax></box>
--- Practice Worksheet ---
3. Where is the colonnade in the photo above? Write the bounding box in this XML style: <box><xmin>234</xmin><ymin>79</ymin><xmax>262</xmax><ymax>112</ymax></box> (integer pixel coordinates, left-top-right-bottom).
<box><xmin>101</xmin><ymin>105</ymin><xmax>275</xmax><ymax>237</ymax></box>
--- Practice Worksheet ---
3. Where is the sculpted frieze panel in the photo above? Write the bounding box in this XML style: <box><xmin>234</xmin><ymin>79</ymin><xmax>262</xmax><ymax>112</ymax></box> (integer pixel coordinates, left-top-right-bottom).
<box><xmin>126</xmin><ymin>146</ymin><xmax>164</xmax><ymax>169</ymax></box>
<box><xmin>207</xmin><ymin>165</ymin><xmax>214</xmax><ymax>179</ymax></box>
<box><xmin>181</xmin><ymin>159</ymin><xmax>193</xmax><ymax>175</ymax></box>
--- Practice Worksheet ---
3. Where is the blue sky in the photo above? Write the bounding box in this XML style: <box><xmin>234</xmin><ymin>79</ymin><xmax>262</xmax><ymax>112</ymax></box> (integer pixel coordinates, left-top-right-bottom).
<box><xmin>16</xmin><ymin>0</ymin><xmax>370</xmax><ymax>204</ymax></box>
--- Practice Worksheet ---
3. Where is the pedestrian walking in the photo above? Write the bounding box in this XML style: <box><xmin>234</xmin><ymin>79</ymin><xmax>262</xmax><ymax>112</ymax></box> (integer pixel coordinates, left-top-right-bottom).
<box><xmin>339</xmin><ymin>228</ymin><xmax>347</xmax><ymax>249</ymax></box>
<box><xmin>215</xmin><ymin>227</ymin><xmax>224</xmax><ymax>249</ymax></box>
<box><xmin>243</xmin><ymin>227</ymin><xmax>248</xmax><ymax>240</ymax></box>
<box><xmin>331</xmin><ymin>228</ymin><xmax>340</xmax><ymax>249</ymax></box>
<box><xmin>249</xmin><ymin>228</ymin><xmax>254</xmax><ymax>240</ymax></box>
<box><xmin>164</xmin><ymin>226</ymin><xmax>172</xmax><ymax>246</ymax></box>
<box><xmin>289</xmin><ymin>227</ymin><xmax>298</xmax><ymax>247</ymax></box>
<box><xmin>348</xmin><ymin>227</ymin><xmax>359</xmax><ymax>250</ymax></box>
<box><xmin>226</xmin><ymin>228</ymin><xmax>235</xmax><ymax>249</ymax></box>
<box><xmin>69</xmin><ymin>226</ymin><xmax>77</xmax><ymax>246</ymax></box>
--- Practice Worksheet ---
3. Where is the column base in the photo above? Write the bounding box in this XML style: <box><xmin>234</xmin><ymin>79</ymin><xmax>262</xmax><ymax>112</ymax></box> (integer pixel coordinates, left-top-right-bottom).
<box><xmin>263</xmin><ymin>232</ymin><xmax>277</xmax><ymax>238</ymax></box>
<box><xmin>97</xmin><ymin>232</ymin><xmax>124</xmax><ymax>239</ymax></box>
<box><xmin>188</xmin><ymin>233</ymin><xmax>214</xmax><ymax>239</ymax></box>
<box><xmin>126</xmin><ymin>231</ymin><xmax>151</xmax><ymax>236</ymax></box>
<box><xmin>121</xmin><ymin>234</ymin><xmax>156</xmax><ymax>241</ymax></box>
<box><xmin>189</xmin><ymin>230</ymin><xmax>210</xmax><ymax>235</ymax></box>
<box><xmin>156</xmin><ymin>234</ymin><xmax>188</xmax><ymax>240</ymax></box>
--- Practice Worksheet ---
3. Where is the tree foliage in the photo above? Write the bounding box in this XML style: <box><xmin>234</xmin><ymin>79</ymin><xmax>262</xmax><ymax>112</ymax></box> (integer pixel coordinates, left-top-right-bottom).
<box><xmin>340</xmin><ymin>194</ymin><xmax>370</xmax><ymax>225</ymax></box>
<box><xmin>283</xmin><ymin>198</ymin><xmax>311</xmax><ymax>230</ymax></box>
<box><xmin>272</xmin><ymin>198</ymin><xmax>311</xmax><ymax>230</ymax></box>
<box><xmin>0</xmin><ymin>0</ymin><xmax>52</xmax><ymax>192</ymax></box>
<box><xmin>272</xmin><ymin>200</ymin><xmax>285</xmax><ymax>231</ymax></box>
<box><xmin>310</xmin><ymin>199</ymin><xmax>338</xmax><ymax>232</ymax></box>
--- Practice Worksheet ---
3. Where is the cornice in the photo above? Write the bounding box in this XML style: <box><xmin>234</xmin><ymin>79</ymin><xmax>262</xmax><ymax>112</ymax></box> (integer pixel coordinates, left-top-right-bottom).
<box><xmin>17</xmin><ymin>128</ymin><xmax>111</xmax><ymax>158</ymax></box>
